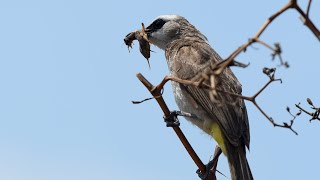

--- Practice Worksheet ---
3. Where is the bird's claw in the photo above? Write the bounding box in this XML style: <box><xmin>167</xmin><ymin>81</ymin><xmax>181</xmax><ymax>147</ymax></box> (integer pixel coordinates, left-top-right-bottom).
<box><xmin>196</xmin><ymin>160</ymin><xmax>216</xmax><ymax>180</ymax></box>
<box><xmin>196</xmin><ymin>164</ymin><xmax>211</xmax><ymax>180</ymax></box>
<box><xmin>163</xmin><ymin>111</ymin><xmax>180</xmax><ymax>127</ymax></box>
<box><xmin>196</xmin><ymin>146</ymin><xmax>222</xmax><ymax>180</ymax></box>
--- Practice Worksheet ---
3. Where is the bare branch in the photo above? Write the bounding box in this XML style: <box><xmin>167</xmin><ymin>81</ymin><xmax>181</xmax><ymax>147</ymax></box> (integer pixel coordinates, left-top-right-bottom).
<box><xmin>221</xmin><ymin>0</ymin><xmax>294</xmax><ymax>70</ymax></box>
<box><xmin>136</xmin><ymin>73</ymin><xmax>218</xmax><ymax>178</ymax></box>
<box><xmin>221</xmin><ymin>0</ymin><xmax>319</xmax><ymax>72</ymax></box>
<box><xmin>295</xmin><ymin>98</ymin><xmax>320</xmax><ymax>122</ymax></box>
<box><xmin>294</xmin><ymin>1</ymin><xmax>320</xmax><ymax>41</ymax></box>
<box><xmin>150</xmin><ymin>67</ymin><xmax>298</xmax><ymax>135</ymax></box>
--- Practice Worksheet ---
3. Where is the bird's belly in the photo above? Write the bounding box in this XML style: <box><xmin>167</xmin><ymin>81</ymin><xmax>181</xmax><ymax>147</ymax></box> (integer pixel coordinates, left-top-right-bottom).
<box><xmin>171</xmin><ymin>81</ymin><xmax>227</xmax><ymax>154</ymax></box>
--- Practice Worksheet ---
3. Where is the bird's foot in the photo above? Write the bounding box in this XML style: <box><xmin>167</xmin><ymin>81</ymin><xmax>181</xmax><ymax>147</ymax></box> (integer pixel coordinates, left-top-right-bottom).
<box><xmin>163</xmin><ymin>110</ymin><xmax>199</xmax><ymax>127</ymax></box>
<box><xmin>196</xmin><ymin>159</ymin><xmax>218</xmax><ymax>180</ymax></box>
<box><xmin>163</xmin><ymin>111</ymin><xmax>180</xmax><ymax>127</ymax></box>
<box><xmin>196</xmin><ymin>146</ymin><xmax>222</xmax><ymax>180</ymax></box>
<box><xmin>196</xmin><ymin>163</ymin><xmax>213</xmax><ymax>180</ymax></box>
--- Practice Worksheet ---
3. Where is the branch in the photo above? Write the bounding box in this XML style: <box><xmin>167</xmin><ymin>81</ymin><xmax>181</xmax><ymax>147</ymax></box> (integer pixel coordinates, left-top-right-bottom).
<box><xmin>153</xmin><ymin>67</ymin><xmax>298</xmax><ymax>135</ymax></box>
<box><xmin>295</xmin><ymin>98</ymin><xmax>320</xmax><ymax>122</ymax></box>
<box><xmin>294</xmin><ymin>1</ymin><xmax>320</xmax><ymax>41</ymax></box>
<box><xmin>218</xmin><ymin>68</ymin><xmax>298</xmax><ymax>135</ymax></box>
<box><xmin>219</xmin><ymin>0</ymin><xmax>294</xmax><ymax>72</ymax></box>
<box><xmin>136</xmin><ymin>73</ymin><xmax>218</xmax><ymax>179</ymax></box>
<box><xmin>221</xmin><ymin>0</ymin><xmax>319</xmax><ymax>72</ymax></box>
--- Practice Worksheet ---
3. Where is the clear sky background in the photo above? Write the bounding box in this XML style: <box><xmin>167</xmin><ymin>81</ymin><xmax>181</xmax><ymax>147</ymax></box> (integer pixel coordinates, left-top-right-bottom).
<box><xmin>0</xmin><ymin>1</ymin><xmax>319</xmax><ymax>180</ymax></box>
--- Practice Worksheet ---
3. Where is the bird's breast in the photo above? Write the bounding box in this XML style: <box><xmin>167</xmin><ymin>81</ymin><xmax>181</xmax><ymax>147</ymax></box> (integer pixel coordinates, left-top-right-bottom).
<box><xmin>171</xmin><ymin>81</ymin><xmax>213</xmax><ymax>133</ymax></box>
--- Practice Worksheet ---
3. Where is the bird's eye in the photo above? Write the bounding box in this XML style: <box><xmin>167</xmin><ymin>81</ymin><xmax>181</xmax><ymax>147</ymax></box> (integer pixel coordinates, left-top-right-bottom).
<box><xmin>153</xmin><ymin>19</ymin><xmax>166</xmax><ymax>29</ymax></box>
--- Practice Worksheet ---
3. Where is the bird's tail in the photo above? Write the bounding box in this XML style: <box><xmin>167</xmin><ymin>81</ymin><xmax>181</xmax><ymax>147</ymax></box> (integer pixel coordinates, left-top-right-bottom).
<box><xmin>225</xmin><ymin>141</ymin><xmax>253</xmax><ymax>180</ymax></box>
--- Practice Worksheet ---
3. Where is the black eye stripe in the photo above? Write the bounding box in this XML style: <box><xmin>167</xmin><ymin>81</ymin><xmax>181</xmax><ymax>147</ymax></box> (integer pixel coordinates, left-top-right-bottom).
<box><xmin>152</xmin><ymin>19</ymin><xmax>166</xmax><ymax>29</ymax></box>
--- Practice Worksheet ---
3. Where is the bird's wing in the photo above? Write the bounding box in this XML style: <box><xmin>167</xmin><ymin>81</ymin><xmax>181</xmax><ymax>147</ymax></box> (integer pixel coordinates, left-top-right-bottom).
<box><xmin>168</xmin><ymin>40</ymin><xmax>250</xmax><ymax>148</ymax></box>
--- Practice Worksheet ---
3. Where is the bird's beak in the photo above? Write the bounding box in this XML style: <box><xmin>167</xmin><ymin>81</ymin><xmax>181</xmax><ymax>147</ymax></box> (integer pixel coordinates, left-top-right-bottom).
<box><xmin>144</xmin><ymin>23</ymin><xmax>154</xmax><ymax>38</ymax></box>
<box><xmin>144</xmin><ymin>28</ymin><xmax>152</xmax><ymax>37</ymax></box>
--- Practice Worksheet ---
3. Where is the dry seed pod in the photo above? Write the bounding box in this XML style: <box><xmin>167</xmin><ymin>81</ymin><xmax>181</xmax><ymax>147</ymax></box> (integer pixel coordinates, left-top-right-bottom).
<box><xmin>307</xmin><ymin>98</ymin><xmax>314</xmax><ymax>106</ymax></box>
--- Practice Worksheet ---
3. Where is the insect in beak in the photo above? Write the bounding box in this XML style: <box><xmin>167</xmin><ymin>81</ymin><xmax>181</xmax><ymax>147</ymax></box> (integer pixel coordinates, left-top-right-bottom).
<box><xmin>124</xmin><ymin>23</ymin><xmax>152</xmax><ymax>68</ymax></box>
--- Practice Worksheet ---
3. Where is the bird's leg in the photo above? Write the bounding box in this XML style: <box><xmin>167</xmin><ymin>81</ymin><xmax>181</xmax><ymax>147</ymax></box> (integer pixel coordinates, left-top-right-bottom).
<box><xmin>176</xmin><ymin>110</ymin><xmax>199</xmax><ymax>119</ymax></box>
<box><xmin>197</xmin><ymin>146</ymin><xmax>222</xmax><ymax>180</ymax></box>
<box><xmin>163</xmin><ymin>110</ymin><xmax>199</xmax><ymax>127</ymax></box>
<box><xmin>163</xmin><ymin>111</ymin><xmax>180</xmax><ymax>127</ymax></box>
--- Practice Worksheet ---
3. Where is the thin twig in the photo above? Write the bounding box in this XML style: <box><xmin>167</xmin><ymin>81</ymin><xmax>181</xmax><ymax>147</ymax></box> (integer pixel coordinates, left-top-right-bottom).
<box><xmin>221</xmin><ymin>0</ymin><xmax>294</xmax><ymax>70</ymax></box>
<box><xmin>254</xmin><ymin>38</ymin><xmax>275</xmax><ymax>52</ymax></box>
<box><xmin>295</xmin><ymin>103</ymin><xmax>313</xmax><ymax>116</ymax></box>
<box><xmin>295</xmin><ymin>98</ymin><xmax>320</xmax><ymax>122</ymax></box>
<box><xmin>218</xmin><ymin>0</ymin><xmax>319</xmax><ymax>73</ymax></box>
<box><xmin>294</xmin><ymin>1</ymin><xmax>320</xmax><ymax>41</ymax></box>
<box><xmin>306</xmin><ymin>0</ymin><xmax>312</xmax><ymax>17</ymax></box>
<box><xmin>153</xmin><ymin>67</ymin><xmax>298</xmax><ymax>135</ymax></box>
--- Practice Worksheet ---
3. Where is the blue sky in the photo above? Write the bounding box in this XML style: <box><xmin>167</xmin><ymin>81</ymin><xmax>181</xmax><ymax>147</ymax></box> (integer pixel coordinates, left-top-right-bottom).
<box><xmin>0</xmin><ymin>1</ymin><xmax>319</xmax><ymax>179</ymax></box>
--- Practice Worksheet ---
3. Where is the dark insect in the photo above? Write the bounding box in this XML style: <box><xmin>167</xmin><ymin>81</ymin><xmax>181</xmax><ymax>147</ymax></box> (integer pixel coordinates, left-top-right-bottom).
<box><xmin>124</xmin><ymin>23</ymin><xmax>151</xmax><ymax>68</ymax></box>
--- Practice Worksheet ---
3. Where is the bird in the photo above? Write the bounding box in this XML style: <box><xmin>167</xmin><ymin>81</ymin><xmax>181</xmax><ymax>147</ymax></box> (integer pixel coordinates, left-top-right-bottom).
<box><xmin>144</xmin><ymin>15</ymin><xmax>253</xmax><ymax>180</ymax></box>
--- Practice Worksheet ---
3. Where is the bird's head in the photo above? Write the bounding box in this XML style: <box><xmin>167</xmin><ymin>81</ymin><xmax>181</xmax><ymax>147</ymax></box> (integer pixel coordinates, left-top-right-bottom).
<box><xmin>145</xmin><ymin>15</ymin><xmax>189</xmax><ymax>50</ymax></box>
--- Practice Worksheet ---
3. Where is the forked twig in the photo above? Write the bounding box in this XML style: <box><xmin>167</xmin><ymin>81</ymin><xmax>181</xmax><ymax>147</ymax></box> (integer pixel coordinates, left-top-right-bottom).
<box><xmin>306</xmin><ymin>0</ymin><xmax>312</xmax><ymax>17</ymax></box>
<box><xmin>153</xmin><ymin>67</ymin><xmax>298</xmax><ymax>135</ymax></box>
<box><xmin>295</xmin><ymin>98</ymin><xmax>320</xmax><ymax>122</ymax></box>
<box><xmin>215</xmin><ymin>0</ymin><xmax>319</xmax><ymax>75</ymax></box>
